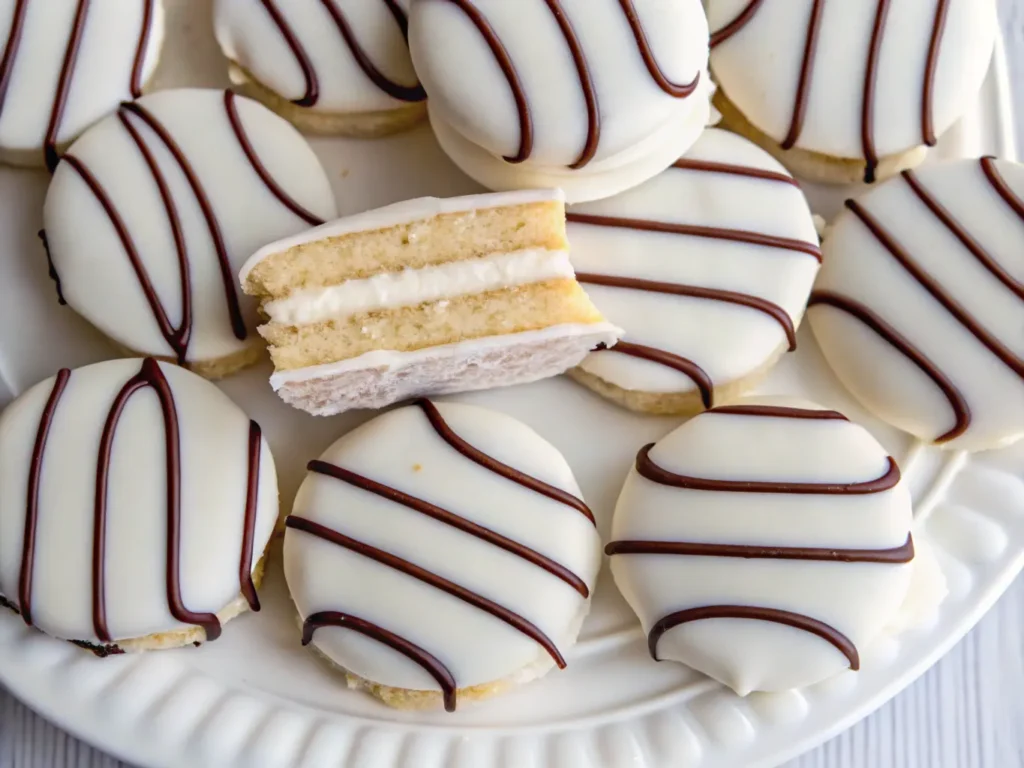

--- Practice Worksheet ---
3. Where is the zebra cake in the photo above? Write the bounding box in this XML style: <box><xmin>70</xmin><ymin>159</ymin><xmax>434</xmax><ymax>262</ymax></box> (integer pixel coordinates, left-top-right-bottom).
<box><xmin>283</xmin><ymin>399</ymin><xmax>601</xmax><ymax>711</ymax></box>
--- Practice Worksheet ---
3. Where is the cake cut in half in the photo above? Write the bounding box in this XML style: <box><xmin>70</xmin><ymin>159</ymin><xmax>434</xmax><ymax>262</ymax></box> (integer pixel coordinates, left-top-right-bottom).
<box><xmin>240</xmin><ymin>190</ymin><xmax>620</xmax><ymax>414</ymax></box>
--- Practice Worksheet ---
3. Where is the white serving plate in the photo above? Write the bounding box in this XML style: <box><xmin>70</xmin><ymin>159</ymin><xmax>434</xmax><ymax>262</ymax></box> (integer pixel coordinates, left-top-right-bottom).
<box><xmin>0</xmin><ymin>5</ymin><xmax>1021</xmax><ymax>768</ymax></box>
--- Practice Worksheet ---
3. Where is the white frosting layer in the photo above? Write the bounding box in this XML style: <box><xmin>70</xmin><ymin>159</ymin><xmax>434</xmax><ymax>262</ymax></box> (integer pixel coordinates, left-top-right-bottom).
<box><xmin>569</xmin><ymin>128</ymin><xmax>820</xmax><ymax>396</ymax></box>
<box><xmin>810</xmin><ymin>158</ymin><xmax>1024</xmax><ymax>451</ymax></box>
<box><xmin>0</xmin><ymin>359</ymin><xmax>279</xmax><ymax>644</ymax></box>
<box><xmin>240</xmin><ymin>188</ymin><xmax>563</xmax><ymax>281</ymax></box>
<box><xmin>708</xmin><ymin>0</ymin><xmax>997</xmax><ymax>159</ymax></box>
<box><xmin>264</xmin><ymin>249</ymin><xmax>574</xmax><ymax>325</ymax></box>
<box><xmin>0</xmin><ymin>0</ymin><xmax>165</xmax><ymax>157</ymax></box>
<box><xmin>609</xmin><ymin>396</ymin><xmax>916</xmax><ymax>695</ymax></box>
<box><xmin>44</xmin><ymin>88</ymin><xmax>337</xmax><ymax>365</ymax></box>
<box><xmin>284</xmin><ymin>401</ymin><xmax>601</xmax><ymax>694</ymax></box>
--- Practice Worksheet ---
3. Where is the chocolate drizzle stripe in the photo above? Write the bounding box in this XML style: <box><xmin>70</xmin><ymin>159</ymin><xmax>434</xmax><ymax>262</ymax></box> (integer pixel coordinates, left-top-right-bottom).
<box><xmin>671</xmin><ymin>158</ymin><xmax>798</xmax><ymax>187</ymax></box>
<box><xmin>648</xmin><ymin>605</ymin><xmax>859</xmax><ymax>669</ymax></box>
<box><xmin>781</xmin><ymin>0</ymin><xmax>824</xmax><ymax>150</ymax></box>
<box><xmin>94</xmin><ymin>359</ymin><xmax>222</xmax><ymax>643</ymax></box>
<box><xmin>308</xmin><ymin>459</ymin><xmax>589</xmax><ymax>598</ymax></box>
<box><xmin>566</xmin><ymin>212</ymin><xmax>822</xmax><ymax>262</ymax></box>
<box><xmin>320</xmin><ymin>0</ymin><xmax>426</xmax><ymax>103</ymax></box>
<box><xmin>861</xmin><ymin>0</ymin><xmax>892</xmax><ymax>184</ymax></box>
<box><xmin>19</xmin><ymin>369</ymin><xmax>72</xmax><ymax>627</ymax></box>
<box><xmin>575</xmin><ymin>271</ymin><xmax>797</xmax><ymax>352</ymax></box>
<box><xmin>120</xmin><ymin>101</ymin><xmax>248</xmax><ymax>342</ymax></box>
<box><xmin>709</xmin><ymin>404</ymin><xmax>848</xmax><ymax>420</ymax></box>
<box><xmin>223</xmin><ymin>90</ymin><xmax>325</xmax><ymax>227</ymax></box>
<box><xmin>440</xmin><ymin>0</ymin><xmax>532</xmax><ymax>164</ymax></box>
<box><xmin>922</xmin><ymin>0</ymin><xmax>950</xmax><ymax>145</ymax></box>
<box><xmin>808</xmin><ymin>290</ymin><xmax>969</xmax><ymax>443</ymax></box>
<box><xmin>130</xmin><ymin>0</ymin><xmax>155</xmax><ymax>98</ymax></box>
<box><xmin>258</xmin><ymin>0</ymin><xmax>319</xmax><ymax>106</ymax></box>
<box><xmin>606</xmin><ymin>534</ymin><xmax>914</xmax><ymax>563</ymax></box>
<box><xmin>635</xmin><ymin>442</ymin><xmax>900</xmax><ymax>495</ymax></box>
<box><xmin>302</xmin><ymin>611</ymin><xmax>457</xmax><ymax>711</ymax></box>
<box><xmin>846</xmin><ymin>199</ymin><xmax>1023</xmax><ymax>378</ymax></box>
<box><xmin>544</xmin><ymin>0</ymin><xmax>599</xmax><ymax>169</ymax></box>
<box><xmin>44</xmin><ymin>0</ymin><xmax>90</xmax><ymax>173</ymax></box>
<box><xmin>0</xmin><ymin>0</ymin><xmax>28</xmax><ymax>118</ymax></box>
<box><xmin>413</xmin><ymin>398</ymin><xmax>595</xmax><ymax>525</ymax></box>
<box><xmin>38</xmin><ymin>230</ymin><xmax>67</xmax><ymax>305</ymax></box>
<box><xmin>709</xmin><ymin>0</ymin><xmax>764</xmax><ymax>48</ymax></box>
<box><xmin>286</xmin><ymin>515</ymin><xmax>566</xmax><ymax>667</ymax></box>
<box><xmin>981</xmin><ymin>155</ymin><xmax>1024</xmax><ymax>225</ymax></box>
<box><xmin>618</xmin><ymin>0</ymin><xmax>699</xmax><ymax>98</ymax></box>
<box><xmin>239</xmin><ymin>421</ymin><xmax>262</xmax><ymax>612</ymax></box>
<box><xmin>599</xmin><ymin>341</ymin><xmax>713</xmax><ymax>409</ymax></box>
<box><xmin>902</xmin><ymin>169</ymin><xmax>1023</xmax><ymax>300</ymax></box>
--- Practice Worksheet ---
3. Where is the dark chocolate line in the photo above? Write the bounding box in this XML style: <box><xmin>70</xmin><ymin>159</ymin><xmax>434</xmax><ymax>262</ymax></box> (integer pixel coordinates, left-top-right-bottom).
<box><xmin>575</xmin><ymin>271</ymin><xmax>797</xmax><ymax>352</ymax></box>
<box><xmin>709</xmin><ymin>0</ymin><xmax>764</xmax><ymax>48</ymax></box>
<box><xmin>94</xmin><ymin>360</ymin><xmax>222</xmax><ymax>643</ymax></box>
<box><xmin>239</xmin><ymin>421</ymin><xmax>262</xmax><ymax>612</ymax></box>
<box><xmin>413</xmin><ymin>398</ymin><xmax>595</xmax><ymax>525</ymax></box>
<box><xmin>302</xmin><ymin>611</ymin><xmax>457</xmax><ymax>711</ymax></box>
<box><xmin>0</xmin><ymin>0</ymin><xmax>28</xmax><ymax>119</ymax></box>
<box><xmin>618</xmin><ymin>0</ymin><xmax>699</xmax><ymax>98</ymax></box>
<box><xmin>808</xmin><ymin>290</ymin><xmax>969</xmax><ymax>443</ymax></box>
<box><xmin>223</xmin><ymin>90</ymin><xmax>325</xmax><ymax>227</ymax></box>
<box><xmin>308</xmin><ymin>459</ymin><xmax>589</xmax><ymax>598</ymax></box>
<box><xmin>671</xmin><ymin>158</ymin><xmax>798</xmax><ymax>187</ymax></box>
<box><xmin>846</xmin><ymin>199</ymin><xmax>1023</xmax><ymax>378</ymax></box>
<box><xmin>597</xmin><ymin>341</ymin><xmax>713</xmax><ymax>409</ymax></box>
<box><xmin>38</xmin><ymin>230</ymin><xmax>66</xmax><ymax>306</ymax></box>
<box><xmin>635</xmin><ymin>442</ymin><xmax>900</xmax><ymax>495</ymax></box>
<box><xmin>781</xmin><ymin>0</ymin><xmax>824</xmax><ymax>150</ymax></box>
<box><xmin>902</xmin><ymin>169</ymin><xmax>1023</xmax><ymax>300</ymax></box>
<box><xmin>19</xmin><ymin>369</ymin><xmax>72</xmax><ymax>628</ymax></box>
<box><xmin>648</xmin><ymin>605</ymin><xmax>859</xmax><ymax>670</ymax></box>
<box><xmin>320</xmin><ymin>0</ymin><xmax>426</xmax><ymax>102</ymax></box>
<box><xmin>566</xmin><ymin>212</ymin><xmax>822</xmax><ymax>262</ymax></box>
<box><xmin>44</xmin><ymin>0</ymin><xmax>90</xmax><ymax>172</ymax></box>
<box><xmin>861</xmin><ymin>0</ymin><xmax>892</xmax><ymax>184</ymax></box>
<box><xmin>130</xmin><ymin>0</ymin><xmax>155</xmax><ymax>98</ymax></box>
<box><xmin>121</xmin><ymin>100</ymin><xmax>247</xmax><ymax>342</ymax></box>
<box><xmin>440</xmin><ymin>0</ymin><xmax>532</xmax><ymax>164</ymax></box>
<box><xmin>981</xmin><ymin>156</ymin><xmax>1024</xmax><ymax>224</ymax></box>
<box><xmin>286</xmin><ymin>515</ymin><xmax>566</xmax><ymax>667</ymax></box>
<box><xmin>709</xmin><ymin>404</ymin><xmax>848</xmax><ymax>420</ymax></box>
<box><xmin>922</xmin><ymin>0</ymin><xmax>950</xmax><ymax>145</ymax></box>
<box><xmin>544</xmin><ymin>0</ymin><xmax>599</xmax><ymax>169</ymax></box>
<box><xmin>606</xmin><ymin>534</ymin><xmax>914</xmax><ymax>563</ymax></box>
<box><xmin>258</xmin><ymin>0</ymin><xmax>319</xmax><ymax>106</ymax></box>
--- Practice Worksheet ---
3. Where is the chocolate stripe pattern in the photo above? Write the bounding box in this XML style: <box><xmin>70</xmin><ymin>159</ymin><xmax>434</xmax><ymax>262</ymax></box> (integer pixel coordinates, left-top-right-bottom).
<box><xmin>543</xmin><ymin>0</ymin><xmax>600</xmax><ymax>169</ymax></box>
<box><xmin>671</xmin><ymin>157</ymin><xmax>799</xmax><ymax>187</ymax></box>
<box><xmin>781</xmin><ymin>0</ymin><xmax>824</xmax><ymax>150</ymax></box>
<box><xmin>598</xmin><ymin>341</ymin><xmax>714</xmax><ymax>409</ymax></box>
<box><xmin>43</xmin><ymin>0</ymin><xmax>90</xmax><ymax>172</ymax></box>
<box><xmin>239</xmin><ymin>421</ymin><xmax>264</xmax><ymax>612</ymax></box>
<box><xmin>709</xmin><ymin>404</ymin><xmax>848</xmax><ymax>420</ymax></box>
<box><xmin>606</xmin><ymin>535</ymin><xmax>914</xmax><ymax>563</ymax></box>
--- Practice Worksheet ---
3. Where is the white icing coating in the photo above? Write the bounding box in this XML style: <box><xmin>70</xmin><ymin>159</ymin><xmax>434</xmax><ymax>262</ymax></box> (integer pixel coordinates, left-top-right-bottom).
<box><xmin>0</xmin><ymin>358</ymin><xmax>279</xmax><ymax>645</ymax></box>
<box><xmin>44</xmin><ymin>88</ymin><xmax>337</xmax><ymax>367</ymax></box>
<box><xmin>214</xmin><ymin>0</ymin><xmax>421</xmax><ymax>114</ymax></box>
<box><xmin>809</xmin><ymin>158</ymin><xmax>1024</xmax><ymax>451</ymax></box>
<box><xmin>568</xmin><ymin>128</ymin><xmax>820</xmax><ymax>397</ymax></box>
<box><xmin>264</xmin><ymin>249</ymin><xmax>574</xmax><ymax>325</ymax></box>
<box><xmin>0</xmin><ymin>0</ymin><xmax>165</xmax><ymax>159</ymax></box>
<box><xmin>239</xmin><ymin>188</ymin><xmax>563</xmax><ymax>282</ymax></box>
<box><xmin>608</xmin><ymin>396</ymin><xmax>916</xmax><ymax>695</ymax></box>
<box><xmin>707</xmin><ymin>0</ymin><xmax>997</xmax><ymax>160</ymax></box>
<box><xmin>284</xmin><ymin>401</ymin><xmax>601</xmax><ymax>698</ymax></box>
<box><xmin>408</xmin><ymin>0</ymin><xmax>711</xmax><ymax>203</ymax></box>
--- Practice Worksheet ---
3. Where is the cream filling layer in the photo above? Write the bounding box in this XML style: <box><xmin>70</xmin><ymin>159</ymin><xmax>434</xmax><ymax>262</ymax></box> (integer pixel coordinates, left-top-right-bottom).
<box><xmin>263</xmin><ymin>249</ymin><xmax>575</xmax><ymax>325</ymax></box>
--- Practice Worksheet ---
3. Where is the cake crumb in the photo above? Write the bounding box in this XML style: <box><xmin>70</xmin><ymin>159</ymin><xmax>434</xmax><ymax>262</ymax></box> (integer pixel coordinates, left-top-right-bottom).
<box><xmin>412</xmin><ymin>463</ymin><xmax>423</xmax><ymax>472</ymax></box>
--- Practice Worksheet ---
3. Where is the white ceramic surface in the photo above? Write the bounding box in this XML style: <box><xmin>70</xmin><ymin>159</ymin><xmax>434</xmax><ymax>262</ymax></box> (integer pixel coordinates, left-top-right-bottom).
<box><xmin>0</xmin><ymin>3</ymin><xmax>1021</xmax><ymax>768</ymax></box>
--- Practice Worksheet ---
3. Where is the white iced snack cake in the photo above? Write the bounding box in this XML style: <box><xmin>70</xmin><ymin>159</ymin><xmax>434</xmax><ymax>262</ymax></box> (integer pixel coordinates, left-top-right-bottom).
<box><xmin>0</xmin><ymin>358</ymin><xmax>279</xmax><ymax>656</ymax></box>
<box><xmin>407</xmin><ymin>0</ymin><xmax>712</xmax><ymax>203</ymax></box>
<box><xmin>607</xmin><ymin>398</ymin><xmax>918</xmax><ymax>695</ymax></box>
<box><xmin>213</xmin><ymin>0</ymin><xmax>427</xmax><ymax>137</ymax></box>
<box><xmin>809</xmin><ymin>158</ymin><xmax>1024</xmax><ymax>452</ymax></box>
<box><xmin>567</xmin><ymin>128</ymin><xmax>821</xmax><ymax>415</ymax></box>
<box><xmin>0</xmin><ymin>0</ymin><xmax>165</xmax><ymax>169</ymax></box>
<box><xmin>240</xmin><ymin>190</ymin><xmax>620</xmax><ymax>416</ymax></box>
<box><xmin>707</xmin><ymin>0</ymin><xmax>997</xmax><ymax>184</ymax></box>
<box><xmin>43</xmin><ymin>88</ymin><xmax>338</xmax><ymax>379</ymax></box>
<box><xmin>283</xmin><ymin>399</ymin><xmax>600</xmax><ymax>711</ymax></box>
